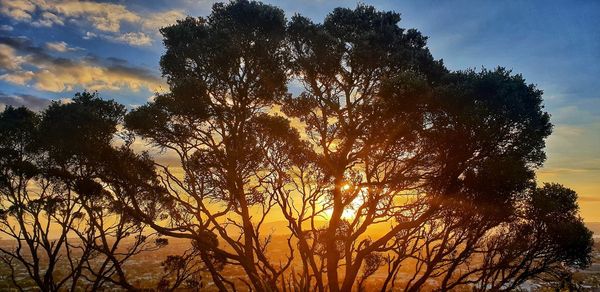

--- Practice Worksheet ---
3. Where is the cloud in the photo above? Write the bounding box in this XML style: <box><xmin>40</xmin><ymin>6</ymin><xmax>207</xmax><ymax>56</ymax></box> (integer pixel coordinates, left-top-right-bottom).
<box><xmin>0</xmin><ymin>0</ymin><xmax>139</xmax><ymax>32</ymax></box>
<box><xmin>0</xmin><ymin>43</ymin><xmax>26</xmax><ymax>71</ymax></box>
<box><xmin>115</xmin><ymin>32</ymin><xmax>152</xmax><ymax>46</ymax></box>
<box><xmin>0</xmin><ymin>0</ymin><xmax>36</xmax><ymax>21</ymax></box>
<box><xmin>0</xmin><ymin>91</ymin><xmax>51</xmax><ymax>111</ymax></box>
<box><xmin>32</xmin><ymin>11</ymin><xmax>64</xmax><ymax>27</ymax></box>
<box><xmin>0</xmin><ymin>0</ymin><xmax>186</xmax><ymax>47</ymax></box>
<box><xmin>0</xmin><ymin>70</ymin><xmax>34</xmax><ymax>85</ymax></box>
<box><xmin>51</xmin><ymin>1</ymin><xmax>140</xmax><ymax>32</ymax></box>
<box><xmin>0</xmin><ymin>25</ymin><xmax>13</xmax><ymax>31</ymax></box>
<box><xmin>83</xmin><ymin>31</ymin><xmax>97</xmax><ymax>40</ymax></box>
<box><xmin>31</xmin><ymin>62</ymin><xmax>164</xmax><ymax>92</ymax></box>
<box><xmin>0</xmin><ymin>42</ymin><xmax>33</xmax><ymax>85</ymax></box>
<box><xmin>84</xmin><ymin>31</ymin><xmax>153</xmax><ymax>47</ymax></box>
<box><xmin>0</xmin><ymin>36</ymin><xmax>166</xmax><ymax>93</ymax></box>
<box><xmin>45</xmin><ymin>41</ymin><xmax>79</xmax><ymax>52</ymax></box>
<box><xmin>141</xmin><ymin>10</ymin><xmax>186</xmax><ymax>32</ymax></box>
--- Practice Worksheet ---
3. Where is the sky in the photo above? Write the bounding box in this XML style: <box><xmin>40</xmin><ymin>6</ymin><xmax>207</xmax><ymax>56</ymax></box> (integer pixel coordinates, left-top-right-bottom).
<box><xmin>0</xmin><ymin>0</ymin><xmax>599</xmax><ymax>221</ymax></box>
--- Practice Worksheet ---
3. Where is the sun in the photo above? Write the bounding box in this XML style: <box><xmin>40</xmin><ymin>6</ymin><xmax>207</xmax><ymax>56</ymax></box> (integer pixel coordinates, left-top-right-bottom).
<box><xmin>322</xmin><ymin>183</ymin><xmax>367</xmax><ymax>220</ymax></box>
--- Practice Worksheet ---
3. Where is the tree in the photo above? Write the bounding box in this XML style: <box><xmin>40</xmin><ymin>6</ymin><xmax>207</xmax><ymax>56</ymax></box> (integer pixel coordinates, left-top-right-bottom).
<box><xmin>124</xmin><ymin>1</ymin><xmax>297</xmax><ymax>291</ymax></box>
<box><xmin>1</xmin><ymin>1</ymin><xmax>591</xmax><ymax>291</ymax></box>
<box><xmin>122</xmin><ymin>1</ymin><xmax>593</xmax><ymax>291</ymax></box>
<box><xmin>0</xmin><ymin>93</ymin><xmax>167</xmax><ymax>291</ymax></box>
<box><xmin>281</xmin><ymin>7</ymin><xmax>592</xmax><ymax>288</ymax></box>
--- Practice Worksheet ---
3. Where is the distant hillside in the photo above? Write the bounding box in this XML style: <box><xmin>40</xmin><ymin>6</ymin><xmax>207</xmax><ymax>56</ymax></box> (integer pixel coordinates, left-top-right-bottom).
<box><xmin>259</xmin><ymin>221</ymin><xmax>600</xmax><ymax>237</ymax></box>
<box><xmin>258</xmin><ymin>220</ymin><xmax>401</xmax><ymax>237</ymax></box>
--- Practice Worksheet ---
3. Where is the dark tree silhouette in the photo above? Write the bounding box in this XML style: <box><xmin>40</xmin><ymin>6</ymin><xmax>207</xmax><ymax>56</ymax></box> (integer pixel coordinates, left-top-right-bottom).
<box><xmin>279</xmin><ymin>6</ymin><xmax>593</xmax><ymax>288</ymax></box>
<box><xmin>0</xmin><ymin>1</ymin><xmax>593</xmax><ymax>291</ymax></box>
<box><xmin>124</xmin><ymin>1</ymin><xmax>295</xmax><ymax>290</ymax></box>
<box><xmin>0</xmin><ymin>93</ymin><xmax>167</xmax><ymax>291</ymax></box>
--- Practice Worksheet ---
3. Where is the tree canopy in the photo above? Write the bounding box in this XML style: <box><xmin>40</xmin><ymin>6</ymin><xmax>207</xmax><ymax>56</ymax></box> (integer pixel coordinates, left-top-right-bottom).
<box><xmin>0</xmin><ymin>1</ymin><xmax>593</xmax><ymax>291</ymax></box>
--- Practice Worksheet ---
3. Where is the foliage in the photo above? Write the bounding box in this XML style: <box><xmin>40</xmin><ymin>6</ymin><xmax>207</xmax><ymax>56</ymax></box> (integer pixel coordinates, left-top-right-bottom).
<box><xmin>0</xmin><ymin>93</ymin><xmax>168</xmax><ymax>291</ymax></box>
<box><xmin>0</xmin><ymin>1</ymin><xmax>593</xmax><ymax>291</ymax></box>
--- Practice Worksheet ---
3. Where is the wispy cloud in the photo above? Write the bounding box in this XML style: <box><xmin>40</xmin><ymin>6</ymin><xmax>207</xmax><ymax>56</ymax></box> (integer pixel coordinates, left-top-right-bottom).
<box><xmin>0</xmin><ymin>36</ymin><xmax>166</xmax><ymax>93</ymax></box>
<box><xmin>84</xmin><ymin>31</ymin><xmax>153</xmax><ymax>47</ymax></box>
<box><xmin>32</xmin><ymin>11</ymin><xmax>64</xmax><ymax>27</ymax></box>
<box><xmin>0</xmin><ymin>0</ymin><xmax>185</xmax><ymax>47</ymax></box>
<box><xmin>0</xmin><ymin>0</ymin><xmax>35</xmax><ymax>21</ymax></box>
<box><xmin>45</xmin><ymin>41</ymin><xmax>80</xmax><ymax>52</ymax></box>
<box><xmin>0</xmin><ymin>91</ymin><xmax>51</xmax><ymax>111</ymax></box>
<box><xmin>0</xmin><ymin>43</ymin><xmax>27</xmax><ymax>71</ymax></box>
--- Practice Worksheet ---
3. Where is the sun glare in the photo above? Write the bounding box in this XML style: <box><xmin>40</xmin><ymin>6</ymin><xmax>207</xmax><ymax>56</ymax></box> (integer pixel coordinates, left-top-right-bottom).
<box><xmin>322</xmin><ymin>183</ymin><xmax>367</xmax><ymax>220</ymax></box>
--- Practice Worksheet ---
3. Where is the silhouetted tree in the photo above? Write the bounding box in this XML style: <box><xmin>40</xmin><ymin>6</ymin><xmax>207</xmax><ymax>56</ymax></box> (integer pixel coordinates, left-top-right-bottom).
<box><xmin>124</xmin><ymin>1</ymin><xmax>295</xmax><ymax>291</ymax></box>
<box><xmin>0</xmin><ymin>93</ymin><xmax>167</xmax><ymax>291</ymax></box>
<box><xmin>1</xmin><ymin>1</ymin><xmax>592</xmax><ymax>291</ymax></box>
<box><xmin>278</xmin><ymin>5</ymin><xmax>592</xmax><ymax>290</ymax></box>
<box><xmin>124</xmin><ymin>2</ymin><xmax>591</xmax><ymax>291</ymax></box>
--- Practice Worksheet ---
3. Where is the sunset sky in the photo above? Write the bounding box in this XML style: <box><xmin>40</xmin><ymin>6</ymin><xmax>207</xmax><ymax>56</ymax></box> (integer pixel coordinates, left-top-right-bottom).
<box><xmin>1</xmin><ymin>0</ymin><xmax>599</xmax><ymax>221</ymax></box>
